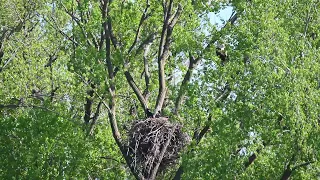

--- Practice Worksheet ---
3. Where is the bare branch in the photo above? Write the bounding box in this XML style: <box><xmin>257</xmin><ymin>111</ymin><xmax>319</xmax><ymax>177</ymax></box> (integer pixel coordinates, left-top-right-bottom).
<box><xmin>127</xmin><ymin>0</ymin><xmax>150</xmax><ymax>54</ymax></box>
<box><xmin>142</xmin><ymin>43</ymin><xmax>151</xmax><ymax>101</ymax></box>
<box><xmin>124</xmin><ymin>71</ymin><xmax>149</xmax><ymax>112</ymax></box>
<box><xmin>155</xmin><ymin>2</ymin><xmax>182</xmax><ymax>115</ymax></box>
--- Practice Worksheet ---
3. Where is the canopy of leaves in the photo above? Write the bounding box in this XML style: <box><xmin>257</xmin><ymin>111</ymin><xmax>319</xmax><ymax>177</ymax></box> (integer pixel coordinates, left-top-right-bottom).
<box><xmin>0</xmin><ymin>0</ymin><xmax>319</xmax><ymax>179</ymax></box>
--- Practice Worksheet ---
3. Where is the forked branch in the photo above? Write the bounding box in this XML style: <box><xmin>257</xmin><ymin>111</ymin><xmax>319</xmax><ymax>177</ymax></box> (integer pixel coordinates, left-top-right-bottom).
<box><xmin>155</xmin><ymin>2</ymin><xmax>182</xmax><ymax>115</ymax></box>
<box><xmin>128</xmin><ymin>0</ymin><xmax>150</xmax><ymax>54</ymax></box>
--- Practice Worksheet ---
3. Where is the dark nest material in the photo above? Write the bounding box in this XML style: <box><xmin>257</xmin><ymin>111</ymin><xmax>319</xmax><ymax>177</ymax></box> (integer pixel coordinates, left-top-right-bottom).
<box><xmin>126</xmin><ymin>117</ymin><xmax>190</xmax><ymax>178</ymax></box>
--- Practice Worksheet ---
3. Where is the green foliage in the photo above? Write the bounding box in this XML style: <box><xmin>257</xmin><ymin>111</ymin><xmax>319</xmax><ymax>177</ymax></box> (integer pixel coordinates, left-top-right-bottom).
<box><xmin>0</xmin><ymin>110</ymin><xmax>126</xmax><ymax>179</ymax></box>
<box><xmin>0</xmin><ymin>0</ymin><xmax>319</xmax><ymax>179</ymax></box>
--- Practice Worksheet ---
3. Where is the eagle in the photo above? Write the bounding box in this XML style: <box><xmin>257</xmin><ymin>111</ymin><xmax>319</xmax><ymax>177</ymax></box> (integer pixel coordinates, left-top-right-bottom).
<box><xmin>216</xmin><ymin>43</ymin><xmax>228</xmax><ymax>65</ymax></box>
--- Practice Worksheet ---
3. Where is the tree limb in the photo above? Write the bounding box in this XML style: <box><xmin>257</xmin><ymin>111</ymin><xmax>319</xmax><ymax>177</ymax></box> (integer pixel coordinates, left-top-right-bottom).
<box><xmin>135</xmin><ymin>32</ymin><xmax>157</xmax><ymax>55</ymax></box>
<box><xmin>174</xmin><ymin>53</ymin><xmax>201</xmax><ymax>115</ymax></box>
<box><xmin>101</xmin><ymin>0</ymin><xmax>121</xmax><ymax>155</ymax></box>
<box><xmin>101</xmin><ymin>1</ymin><xmax>143</xmax><ymax>180</ymax></box>
<box><xmin>88</xmin><ymin>101</ymin><xmax>103</xmax><ymax>136</ymax></box>
<box><xmin>292</xmin><ymin>161</ymin><xmax>315</xmax><ymax>171</ymax></box>
<box><xmin>127</xmin><ymin>0</ymin><xmax>150</xmax><ymax>54</ymax></box>
<box><xmin>142</xmin><ymin>43</ymin><xmax>151</xmax><ymax>101</ymax></box>
<box><xmin>60</xmin><ymin>2</ymin><xmax>94</xmax><ymax>47</ymax></box>
<box><xmin>38</xmin><ymin>12</ymin><xmax>78</xmax><ymax>46</ymax></box>
<box><xmin>155</xmin><ymin>2</ymin><xmax>182</xmax><ymax>115</ymax></box>
<box><xmin>0</xmin><ymin>103</ymin><xmax>53</xmax><ymax>112</ymax></box>
<box><xmin>124</xmin><ymin>71</ymin><xmax>149</xmax><ymax>112</ymax></box>
<box><xmin>173</xmin><ymin>12</ymin><xmax>238</xmax><ymax>115</ymax></box>
<box><xmin>174</xmin><ymin>114</ymin><xmax>212</xmax><ymax>180</ymax></box>
<box><xmin>84</xmin><ymin>84</ymin><xmax>95</xmax><ymax>124</ymax></box>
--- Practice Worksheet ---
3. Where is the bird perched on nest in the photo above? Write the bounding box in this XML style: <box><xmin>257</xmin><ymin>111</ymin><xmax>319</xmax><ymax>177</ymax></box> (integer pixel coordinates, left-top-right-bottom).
<box><xmin>145</xmin><ymin>108</ymin><xmax>154</xmax><ymax>118</ymax></box>
<box><xmin>145</xmin><ymin>108</ymin><xmax>168</xmax><ymax>121</ymax></box>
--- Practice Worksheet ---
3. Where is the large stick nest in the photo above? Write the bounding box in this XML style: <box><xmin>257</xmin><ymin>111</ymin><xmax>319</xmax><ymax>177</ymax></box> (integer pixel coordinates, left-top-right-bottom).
<box><xmin>126</xmin><ymin>117</ymin><xmax>190</xmax><ymax>177</ymax></box>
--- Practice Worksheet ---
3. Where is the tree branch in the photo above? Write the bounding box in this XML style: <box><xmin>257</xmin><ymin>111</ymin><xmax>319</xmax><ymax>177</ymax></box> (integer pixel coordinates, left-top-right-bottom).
<box><xmin>292</xmin><ymin>161</ymin><xmax>315</xmax><ymax>171</ymax></box>
<box><xmin>124</xmin><ymin>71</ymin><xmax>149</xmax><ymax>112</ymax></box>
<box><xmin>0</xmin><ymin>103</ymin><xmax>53</xmax><ymax>112</ymax></box>
<box><xmin>155</xmin><ymin>2</ymin><xmax>182</xmax><ymax>115</ymax></box>
<box><xmin>84</xmin><ymin>84</ymin><xmax>95</xmax><ymax>124</ymax></box>
<box><xmin>101</xmin><ymin>0</ymin><xmax>121</xmax><ymax>155</ymax></box>
<box><xmin>40</xmin><ymin>14</ymin><xmax>78</xmax><ymax>46</ymax></box>
<box><xmin>61</xmin><ymin>3</ymin><xmax>94</xmax><ymax>47</ymax></box>
<box><xmin>135</xmin><ymin>32</ymin><xmax>157</xmax><ymax>55</ymax></box>
<box><xmin>174</xmin><ymin>114</ymin><xmax>212</xmax><ymax>180</ymax></box>
<box><xmin>173</xmin><ymin>12</ymin><xmax>238</xmax><ymax>115</ymax></box>
<box><xmin>174</xmin><ymin>53</ymin><xmax>200</xmax><ymax>115</ymax></box>
<box><xmin>88</xmin><ymin>101</ymin><xmax>103</xmax><ymax>136</ymax></box>
<box><xmin>100</xmin><ymin>1</ymin><xmax>143</xmax><ymax>180</ymax></box>
<box><xmin>127</xmin><ymin>0</ymin><xmax>150</xmax><ymax>54</ymax></box>
<box><xmin>142</xmin><ymin>43</ymin><xmax>151</xmax><ymax>101</ymax></box>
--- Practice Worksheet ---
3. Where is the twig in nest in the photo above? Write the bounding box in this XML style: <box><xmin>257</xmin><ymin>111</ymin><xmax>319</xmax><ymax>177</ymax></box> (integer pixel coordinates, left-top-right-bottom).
<box><xmin>126</xmin><ymin>117</ymin><xmax>190</xmax><ymax>179</ymax></box>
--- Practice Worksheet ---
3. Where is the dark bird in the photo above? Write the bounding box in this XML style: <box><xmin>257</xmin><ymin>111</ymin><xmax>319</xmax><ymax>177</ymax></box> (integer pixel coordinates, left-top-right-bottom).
<box><xmin>31</xmin><ymin>89</ymin><xmax>44</xmax><ymax>101</ymax></box>
<box><xmin>145</xmin><ymin>108</ymin><xmax>153</xmax><ymax>118</ymax></box>
<box><xmin>113</xmin><ymin>66</ymin><xmax>119</xmax><ymax>76</ymax></box>
<box><xmin>0</xmin><ymin>50</ymin><xmax>4</xmax><ymax>64</ymax></box>
<box><xmin>129</xmin><ymin>106</ymin><xmax>137</xmax><ymax>116</ymax></box>
<box><xmin>216</xmin><ymin>44</ymin><xmax>228</xmax><ymax>65</ymax></box>
<box><xmin>44</xmin><ymin>55</ymin><xmax>57</xmax><ymax>67</ymax></box>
